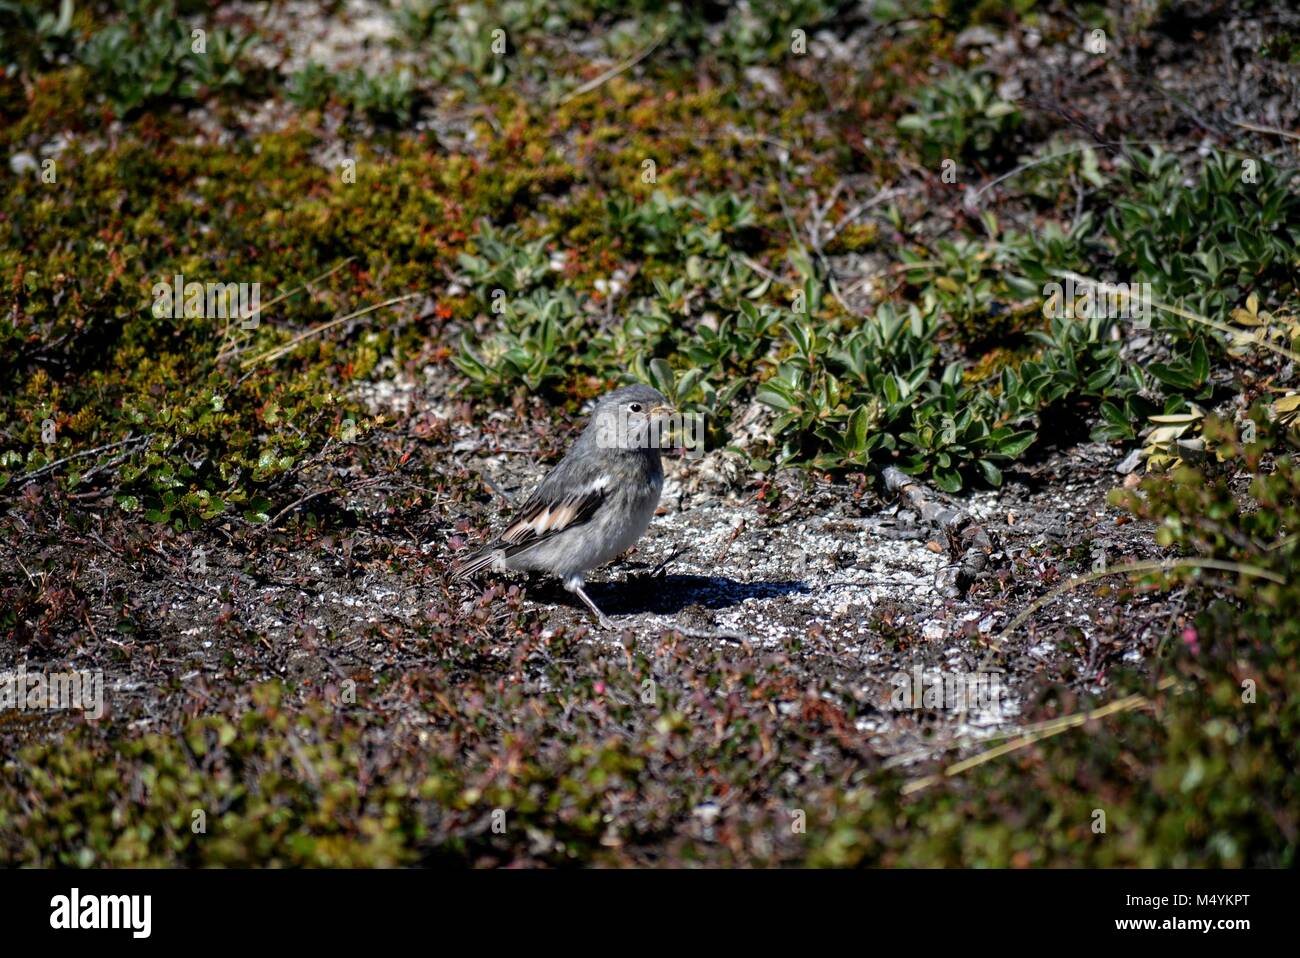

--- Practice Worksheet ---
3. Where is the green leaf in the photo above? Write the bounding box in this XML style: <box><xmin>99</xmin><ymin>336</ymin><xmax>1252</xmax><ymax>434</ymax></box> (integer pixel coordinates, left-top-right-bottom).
<box><xmin>994</xmin><ymin>430</ymin><xmax>1037</xmax><ymax>459</ymax></box>
<box><xmin>755</xmin><ymin>382</ymin><xmax>795</xmax><ymax>411</ymax></box>
<box><xmin>1190</xmin><ymin>338</ymin><xmax>1209</xmax><ymax>384</ymax></box>
<box><xmin>1148</xmin><ymin>363</ymin><xmax>1196</xmax><ymax>390</ymax></box>
<box><xmin>933</xmin><ymin>469</ymin><xmax>963</xmax><ymax>493</ymax></box>
<box><xmin>845</xmin><ymin>405</ymin><xmax>869</xmax><ymax>453</ymax></box>
<box><xmin>647</xmin><ymin>358</ymin><xmax>675</xmax><ymax>395</ymax></box>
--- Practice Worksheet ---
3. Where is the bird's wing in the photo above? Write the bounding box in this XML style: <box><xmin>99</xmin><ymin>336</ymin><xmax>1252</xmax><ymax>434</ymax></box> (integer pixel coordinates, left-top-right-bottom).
<box><xmin>449</xmin><ymin>436</ymin><xmax>616</xmax><ymax>579</ymax></box>
<box><xmin>497</xmin><ymin>475</ymin><xmax>609</xmax><ymax>554</ymax></box>
<box><xmin>451</xmin><ymin>471</ymin><xmax>609</xmax><ymax>580</ymax></box>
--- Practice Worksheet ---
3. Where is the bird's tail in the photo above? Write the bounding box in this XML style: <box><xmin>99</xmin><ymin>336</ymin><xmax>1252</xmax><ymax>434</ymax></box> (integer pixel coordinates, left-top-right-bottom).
<box><xmin>449</xmin><ymin>545</ymin><xmax>500</xmax><ymax>581</ymax></box>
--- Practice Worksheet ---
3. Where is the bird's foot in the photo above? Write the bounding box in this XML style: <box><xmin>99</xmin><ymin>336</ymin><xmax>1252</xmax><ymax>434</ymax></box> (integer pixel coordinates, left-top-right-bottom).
<box><xmin>571</xmin><ymin>582</ymin><xmax>619</xmax><ymax>631</ymax></box>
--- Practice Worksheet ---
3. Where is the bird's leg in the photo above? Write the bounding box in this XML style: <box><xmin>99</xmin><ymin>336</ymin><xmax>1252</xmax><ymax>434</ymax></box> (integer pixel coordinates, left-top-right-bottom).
<box><xmin>566</xmin><ymin>579</ymin><xmax>615</xmax><ymax>630</ymax></box>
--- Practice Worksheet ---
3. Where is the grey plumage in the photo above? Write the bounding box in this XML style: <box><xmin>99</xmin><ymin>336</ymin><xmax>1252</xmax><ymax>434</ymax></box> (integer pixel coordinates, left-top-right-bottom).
<box><xmin>451</xmin><ymin>384</ymin><xmax>673</xmax><ymax>628</ymax></box>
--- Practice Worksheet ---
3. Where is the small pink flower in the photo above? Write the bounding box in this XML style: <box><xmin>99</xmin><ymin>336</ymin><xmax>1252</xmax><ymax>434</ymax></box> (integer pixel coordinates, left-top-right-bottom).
<box><xmin>594</xmin><ymin>681</ymin><xmax>606</xmax><ymax>695</ymax></box>
<box><xmin>1182</xmin><ymin>626</ymin><xmax>1200</xmax><ymax>655</ymax></box>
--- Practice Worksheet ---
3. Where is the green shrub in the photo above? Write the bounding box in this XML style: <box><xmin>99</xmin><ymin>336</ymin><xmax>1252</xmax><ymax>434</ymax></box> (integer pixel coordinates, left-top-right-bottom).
<box><xmin>898</xmin><ymin>68</ymin><xmax>1021</xmax><ymax>167</ymax></box>
<box><xmin>78</xmin><ymin>0</ymin><xmax>256</xmax><ymax>116</ymax></box>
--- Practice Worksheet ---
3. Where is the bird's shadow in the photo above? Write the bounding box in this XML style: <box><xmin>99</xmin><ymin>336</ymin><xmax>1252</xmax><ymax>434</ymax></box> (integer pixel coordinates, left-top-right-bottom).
<box><xmin>539</xmin><ymin>574</ymin><xmax>809</xmax><ymax>617</ymax></box>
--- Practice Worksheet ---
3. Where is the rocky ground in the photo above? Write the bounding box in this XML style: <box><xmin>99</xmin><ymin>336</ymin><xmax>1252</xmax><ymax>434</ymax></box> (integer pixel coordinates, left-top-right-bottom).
<box><xmin>2</xmin><ymin>0</ymin><xmax>1297</xmax><ymax>867</ymax></box>
<box><xmin>7</xmin><ymin>379</ymin><xmax>1173</xmax><ymax>788</ymax></box>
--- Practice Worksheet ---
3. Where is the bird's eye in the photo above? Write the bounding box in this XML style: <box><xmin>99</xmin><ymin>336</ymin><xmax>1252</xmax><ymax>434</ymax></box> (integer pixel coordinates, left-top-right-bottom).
<box><xmin>629</xmin><ymin>403</ymin><xmax>643</xmax><ymax>413</ymax></box>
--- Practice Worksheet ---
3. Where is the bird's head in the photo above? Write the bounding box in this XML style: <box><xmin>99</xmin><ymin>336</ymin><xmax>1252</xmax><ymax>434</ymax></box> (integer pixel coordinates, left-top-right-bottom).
<box><xmin>588</xmin><ymin>384</ymin><xmax>676</xmax><ymax>451</ymax></box>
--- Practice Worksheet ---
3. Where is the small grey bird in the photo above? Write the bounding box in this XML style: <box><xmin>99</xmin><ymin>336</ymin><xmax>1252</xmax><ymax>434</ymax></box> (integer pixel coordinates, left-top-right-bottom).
<box><xmin>451</xmin><ymin>384</ymin><xmax>676</xmax><ymax>629</ymax></box>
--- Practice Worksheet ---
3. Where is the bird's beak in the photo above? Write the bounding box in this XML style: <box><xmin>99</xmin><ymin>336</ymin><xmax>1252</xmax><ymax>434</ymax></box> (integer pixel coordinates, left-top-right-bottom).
<box><xmin>649</xmin><ymin>403</ymin><xmax>677</xmax><ymax>421</ymax></box>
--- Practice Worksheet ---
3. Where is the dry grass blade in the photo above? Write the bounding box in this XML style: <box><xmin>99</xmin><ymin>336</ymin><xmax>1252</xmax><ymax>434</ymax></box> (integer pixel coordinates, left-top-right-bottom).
<box><xmin>216</xmin><ymin>257</ymin><xmax>356</xmax><ymax>362</ymax></box>
<box><xmin>557</xmin><ymin>28</ymin><xmax>667</xmax><ymax>106</ymax></box>
<box><xmin>1052</xmin><ymin>269</ymin><xmax>1300</xmax><ymax>366</ymax></box>
<box><xmin>242</xmin><ymin>293</ymin><xmax>421</xmax><ymax>369</ymax></box>
<box><xmin>992</xmin><ymin>557</ymin><xmax>1286</xmax><ymax>647</ymax></box>
<box><xmin>1230</xmin><ymin>119</ymin><xmax>1300</xmax><ymax>142</ymax></box>
<box><xmin>902</xmin><ymin>676</ymin><xmax>1182</xmax><ymax>795</ymax></box>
